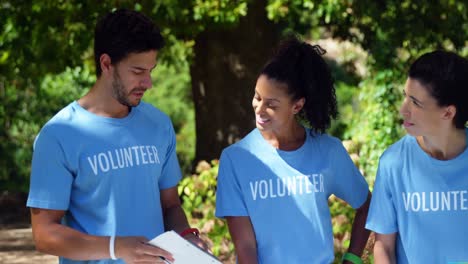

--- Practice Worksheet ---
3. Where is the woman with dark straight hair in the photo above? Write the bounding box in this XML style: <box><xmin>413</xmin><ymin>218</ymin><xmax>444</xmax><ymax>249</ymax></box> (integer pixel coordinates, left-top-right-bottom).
<box><xmin>366</xmin><ymin>50</ymin><xmax>468</xmax><ymax>263</ymax></box>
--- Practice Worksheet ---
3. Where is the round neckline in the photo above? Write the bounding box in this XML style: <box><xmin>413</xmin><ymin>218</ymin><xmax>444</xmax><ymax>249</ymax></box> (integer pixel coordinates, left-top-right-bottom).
<box><xmin>255</xmin><ymin>127</ymin><xmax>310</xmax><ymax>156</ymax></box>
<box><xmin>72</xmin><ymin>100</ymin><xmax>137</xmax><ymax>125</ymax></box>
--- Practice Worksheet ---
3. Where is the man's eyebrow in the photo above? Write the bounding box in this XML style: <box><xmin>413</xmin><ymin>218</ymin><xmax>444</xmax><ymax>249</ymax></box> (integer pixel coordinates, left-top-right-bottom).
<box><xmin>131</xmin><ymin>65</ymin><xmax>157</xmax><ymax>71</ymax></box>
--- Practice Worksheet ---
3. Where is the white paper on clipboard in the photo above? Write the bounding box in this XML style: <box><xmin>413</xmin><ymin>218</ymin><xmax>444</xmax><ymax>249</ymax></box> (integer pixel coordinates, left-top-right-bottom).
<box><xmin>148</xmin><ymin>230</ymin><xmax>222</xmax><ymax>264</ymax></box>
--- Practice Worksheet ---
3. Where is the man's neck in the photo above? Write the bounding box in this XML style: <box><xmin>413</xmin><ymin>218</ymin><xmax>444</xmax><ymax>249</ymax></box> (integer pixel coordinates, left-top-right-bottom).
<box><xmin>78</xmin><ymin>82</ymin><xmax>131</xmax><ymax>118</ymax></box>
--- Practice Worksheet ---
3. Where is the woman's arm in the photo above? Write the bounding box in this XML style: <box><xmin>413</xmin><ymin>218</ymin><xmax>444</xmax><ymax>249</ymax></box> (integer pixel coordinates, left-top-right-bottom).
<box><xmin>373</xmin><ymin>233</ymin><xmax>397</xmax><ymax>264</ymax></box>
<box><xmin>226</xmin><ymin>216</ymin><xmax>258</xmax><ymax>264</ymax></box>
<box><xmin>344</xmin><ymin>191</ymin><xmax>372</xmax><ymax>263</ymax></box>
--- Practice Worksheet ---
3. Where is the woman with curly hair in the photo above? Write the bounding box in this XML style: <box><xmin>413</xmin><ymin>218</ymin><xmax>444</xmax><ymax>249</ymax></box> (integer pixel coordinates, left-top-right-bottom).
<box><xmin>215</xmin><ymin>36</ymin><xmax>371</xmax><ymax>264</ymax></box>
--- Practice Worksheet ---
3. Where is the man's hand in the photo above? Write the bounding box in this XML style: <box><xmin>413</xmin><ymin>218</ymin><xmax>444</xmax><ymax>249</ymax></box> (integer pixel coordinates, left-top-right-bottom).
<box><xmin>115</xmin><ymin>236</ymin><xmax>175</xmax><ymax>264</ymax></box>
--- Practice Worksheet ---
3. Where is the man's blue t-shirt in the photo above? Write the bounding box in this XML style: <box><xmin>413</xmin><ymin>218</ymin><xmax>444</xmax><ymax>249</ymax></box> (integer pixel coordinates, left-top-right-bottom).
<box><xmin>27</xmin><ymin>101</ymin><xmax>182</xmax><ymax>264</ymax></box>
<box><xmin>215</xmin><ymin>128</ymin><xmax>369</xmax><ymax>264</ymax></box>
<box><xmin>366</xmin><ymin>130</ymin><xmax>468</xmax><ymax>263</ymax></box>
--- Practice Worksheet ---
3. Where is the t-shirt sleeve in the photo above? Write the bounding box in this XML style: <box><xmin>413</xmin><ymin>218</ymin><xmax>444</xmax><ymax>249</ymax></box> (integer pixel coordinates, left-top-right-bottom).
<box><xmin>330</xmin><ymin>140</ymin><xmax>369</xmax><ymax>209</ymax></box>
<box><xmin>27</xmin><ymin>128</ymin><xmax>73</xmax><ymax>210</ymax></box>
<box><xmin>158</xmin><ymin>121</ymin><xmax>182</xmax><ymax>189</ymax></box>
<box><xmin>365</xmin><ymin>156</ymin><xmax>398</xmax><ymax>234</ymax></box>
<box><xmin>215</xmin><ymin>150</ymin><xmax>249</xmax><ymax>218</ymax></box>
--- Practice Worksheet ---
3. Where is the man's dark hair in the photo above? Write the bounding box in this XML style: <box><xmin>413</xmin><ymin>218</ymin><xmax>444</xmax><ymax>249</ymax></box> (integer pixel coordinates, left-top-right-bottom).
<box><xmin>94</xmin><ymin>9</ymin><xmax>164</xmax><ymax>77</ymax></box>
<box><xmin>409</xmin><ymin>50</ymin><xmax>468</xmax><ymax>128</ymax></box>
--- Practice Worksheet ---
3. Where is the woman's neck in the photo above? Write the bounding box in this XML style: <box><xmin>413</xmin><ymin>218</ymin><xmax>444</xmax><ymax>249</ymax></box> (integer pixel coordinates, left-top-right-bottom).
<box><xmin>261</xmin><ymin>124</ymin><xmax>306</xmax><ymax>151</ymax></box>
<box><xmin>417</xmin><ymin>128</ymin><xmax>466</xmax><ymax>160</ymax></box>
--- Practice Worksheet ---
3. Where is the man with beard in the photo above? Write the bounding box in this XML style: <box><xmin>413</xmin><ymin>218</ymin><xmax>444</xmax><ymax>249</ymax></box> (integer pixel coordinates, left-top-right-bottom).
<box><xmin>27</xmin><ymin>9</ymin><xmax>206</xmax><ymax>264</ymax></box>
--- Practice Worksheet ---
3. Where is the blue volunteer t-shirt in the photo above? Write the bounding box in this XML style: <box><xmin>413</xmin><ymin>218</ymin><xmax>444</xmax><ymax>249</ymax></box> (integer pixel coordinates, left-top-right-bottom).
<box><xmin>27</xmin><ymin>101</ymin><xmax>182</xmax><ymax>264</ymax></box>
<box><xmin>215</xmin><ymin>128</ymin><xmax>369</xmax><ymax>264</ymax></box>
<box><xmin>366</xmin><ymin>129</ymin><xmax>468</xmax><ymax>264</ymax></box>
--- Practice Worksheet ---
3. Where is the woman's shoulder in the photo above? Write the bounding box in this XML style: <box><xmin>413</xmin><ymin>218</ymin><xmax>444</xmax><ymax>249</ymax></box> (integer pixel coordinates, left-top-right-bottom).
<box><xmin>307</xmin><ymin>130</ymin><xmax>343</xmax><ymax>149</ymax></box>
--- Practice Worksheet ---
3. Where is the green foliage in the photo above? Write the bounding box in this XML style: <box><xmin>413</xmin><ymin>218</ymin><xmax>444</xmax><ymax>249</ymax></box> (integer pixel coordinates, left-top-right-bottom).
<box><xmin>330</xmin><ymin>195</ymin><xmax>353</xmax><ymax>239</ymax></box>
<box><xmin>1</xmin><ymin>2</ymin><xmax>467</xmax><ymax>262</ymax></box>
<box><xmin>330</xmin><ymin>142</ymin><xmax>372</xmax><ymax>263</ymax></box>
<box><xmin>269</xmin><ymin>0</ymin><xmax>467</xmax><ymax>182</ymax></box>
<box><xmin>351</xmin><ymin>0</ymin><xmax>467</xmax><ymax>69</ymax></box>
<box><xmin>329</xmin><ymin>81</ymin><xmax>360</xmax><ymax>139</ymax></box>
<box><xmin>267</xmin><ymin>0</ymin><xmax>467</xmax><ymax>69</ymax></box>
<box><xmin>139</xmin><ymin>0</ymin><xmax>249</xmax><ymax>37</ymax></box>
<box><xmin>40</xmin><ymin>66</ymin><xmax>95</xmax><ymax>116</ymax></box>
<box><xmin>0</xmin><ymin>0</ymin><xmax>253</xmax><ymax>191</ymax></box>
<box><xmin>0</xmin><ymin>1</ymin><xmax>101</xmax><ymax>191</ymax></box>
<box><xmin>343</xmin><ymin>72</ymin><xmax>401</xmax><ymax>181</ymax></box>
<box><xmin>267</xmin><ymin>0</ymin><xmax>349</xmax><ymax>33</ymax></box>
<box><xmin>178</xmin><ymin>160</ymin><xmax>234</xmax><ymax>261</ymax></box>
<box><xmin>145</xmin><ymin>38</ymin><xmax>196</xmax><ymax>174</ymax></box>
<box><xmin>329</xmin><ymin>196</ymin><xmax>356</xmax><ymax>264</ymax></box>
<box><xmin>348</xmin><ymin>70</ymin><xmax>404</xmax><ymax>182</ymax></box>
<box><xmin>0</xmin><ymin>65</ymin><xmax>94</xmax><ymax>191</ymax></box>
<box><xmin>191</xmin><ymin>0</ymin><xmax>248</xmax><ymax>23</ymax></box>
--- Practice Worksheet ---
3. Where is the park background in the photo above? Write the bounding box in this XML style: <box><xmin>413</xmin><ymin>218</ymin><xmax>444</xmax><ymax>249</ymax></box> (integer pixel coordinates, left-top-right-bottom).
<box><xmin>0</xmin><ymin>1</ymin><xmax>467</xmax><ymax>263</ymax></box>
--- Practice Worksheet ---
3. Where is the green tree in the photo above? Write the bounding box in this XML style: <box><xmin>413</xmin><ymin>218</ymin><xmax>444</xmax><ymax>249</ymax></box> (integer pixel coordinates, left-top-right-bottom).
<box><xmin>1</xmin><ymin>1</ymin><xmax>466</xmax><ymax>262</ymax></box>
<box><xmin>268</xmin><ymin>0</ymin><xmax>467</xmax><ymax>178</ymax></box>
<box><xmin>190</xmin><ymin>0</ymin><xmax>283</xmax><ymax>161</ymax></box>
<box><xmin>0</xmin><ymin>0</ymin><xmax>256</xmax><ymax>189</ymax></box>
<box><xmin>1</xmin><ymin>0</ymin><xmax>466</xmax><ymax>191</ymax></box>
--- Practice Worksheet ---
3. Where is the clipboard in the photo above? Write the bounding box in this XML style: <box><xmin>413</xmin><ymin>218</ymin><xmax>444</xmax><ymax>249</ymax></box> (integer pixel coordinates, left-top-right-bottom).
<box><xmin>148</xmin><ymin>230</ymin><xmax>222</xmax><ymax>264</ymax></box>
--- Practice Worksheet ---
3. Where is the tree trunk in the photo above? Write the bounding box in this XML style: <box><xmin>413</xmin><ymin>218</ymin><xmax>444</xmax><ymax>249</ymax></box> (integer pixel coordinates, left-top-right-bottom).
<box><xmin>191</xmin><ymin>0</ymin><xmax>282</xmax><ymax>162</ymax></box>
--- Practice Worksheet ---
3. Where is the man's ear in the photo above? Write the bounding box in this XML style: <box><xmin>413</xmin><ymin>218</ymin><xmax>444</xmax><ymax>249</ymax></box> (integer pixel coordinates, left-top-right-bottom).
<box><xmin>100</xmin><ymin>54</ymin><xmax>112</xmax><ymax>75</ymax></box>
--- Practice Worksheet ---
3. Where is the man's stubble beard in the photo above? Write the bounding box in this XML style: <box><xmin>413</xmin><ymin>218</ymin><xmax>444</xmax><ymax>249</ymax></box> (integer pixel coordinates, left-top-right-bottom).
<box><xmin>112</xmin><ymin>70</ymin><xmax>139</xmax><ymax>107</ymax></box>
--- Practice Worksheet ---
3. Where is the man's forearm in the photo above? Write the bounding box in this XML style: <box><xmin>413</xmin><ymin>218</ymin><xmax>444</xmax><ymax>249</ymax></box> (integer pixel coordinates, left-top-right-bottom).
<box><xmin>33</xmin><ymin>223</ymin><xmax>110</xmax><ymax>260</ymax></box>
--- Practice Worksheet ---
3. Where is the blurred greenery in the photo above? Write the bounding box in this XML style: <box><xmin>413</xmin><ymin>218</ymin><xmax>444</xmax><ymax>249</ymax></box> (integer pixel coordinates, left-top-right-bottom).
<box><xmin>1</xmin><ymin>0</ymin><xmax>467</xmax><ymax>262</ymax></box>
<box><xmin>146</xmin><ymin>37</ymin><xmax>196</xmax><ymax>173</ymax></box>
<box><xmin>178</xmin><ymin>160</ymin><xmax>234</xmax><ymax>262</ymax></box>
